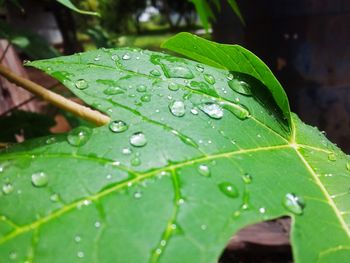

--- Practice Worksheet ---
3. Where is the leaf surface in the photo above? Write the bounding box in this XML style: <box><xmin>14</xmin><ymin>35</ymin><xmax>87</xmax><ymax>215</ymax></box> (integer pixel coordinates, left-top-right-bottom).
<box><xmin>57</xmin><ymin>0</ymin><xmax>99</xmax><ymax>16</ymax></box>
<box><xmin>0</xmin><ymin>43</ymin><xmax>349</xmax><ymax>263</ymax></box>
<box><xmin>162</xmin><ymin>32</ymin><xmax>291</xmax><ymax>129</ymax></box>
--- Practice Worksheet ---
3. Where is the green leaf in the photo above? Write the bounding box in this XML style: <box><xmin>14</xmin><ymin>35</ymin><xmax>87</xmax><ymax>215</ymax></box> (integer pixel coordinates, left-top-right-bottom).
<box><xmin>57</xmin><ymin>0</ymin><xmax>100</xmax><ymax>16</ymax></box>
<box><xmin>162</xmin><ymin>32</ymin><xmax>292</xmax><ymax>132</ymax></box>
<box><xmin>0</xmin><ymin>46</ymin><xmax>349</xmax><ymax>263</ymax></box>
<box><xmin>0</xmin><ymin>21</ymin><xmax>60</xmax><ymax>60</ymax></box>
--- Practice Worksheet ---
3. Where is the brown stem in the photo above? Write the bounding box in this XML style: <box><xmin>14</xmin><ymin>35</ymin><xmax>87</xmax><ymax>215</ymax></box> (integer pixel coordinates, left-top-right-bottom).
<box><xmin>0</xmin><ymin>64</ymin><xmax>110</xmax><ymax>126</ymax></box>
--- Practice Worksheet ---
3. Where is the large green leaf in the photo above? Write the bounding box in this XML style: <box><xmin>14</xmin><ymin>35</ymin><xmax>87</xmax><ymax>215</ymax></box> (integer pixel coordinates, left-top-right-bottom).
<box><xmin>0</xmin><ymin>39</ymin><xmax>349</xmax><ymax>263</ymax></box>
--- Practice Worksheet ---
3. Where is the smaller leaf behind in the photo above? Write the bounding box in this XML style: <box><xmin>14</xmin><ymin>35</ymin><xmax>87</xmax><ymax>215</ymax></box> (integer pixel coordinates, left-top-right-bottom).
<box><xmin>162</xmin><ymin>32</ymin><xmax>292</xmax><ymax>134</ymax></box>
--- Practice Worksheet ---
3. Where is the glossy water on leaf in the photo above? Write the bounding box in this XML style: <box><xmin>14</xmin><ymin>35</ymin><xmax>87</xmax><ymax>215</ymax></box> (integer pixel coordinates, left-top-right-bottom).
<box><xmin>31</xmin><ymin>172</ymin><xmax>48</xmax><ymax>187</ymax></box>
<box><xmin>136</xmin><ymin>85</ymin><xmax>147</xmax><ymax>92</ymax></box>
<box><xmin>133</xmin><ymin>190</ymin><xmax>142</xmax><ymax>199</ymax></box>
<box><xmin>328</xmin><ymin>153</ymin><xmax>336</xmax><ymax>161</ymax></box>
<box><xmin>75</xmin><ymin>79</ymin><xmax>88</xmax><ymax>90</ymax></box>
<box><xmin>242</xmin><ymin>173</ymin><xmax>252</xmax><ymax>184</ymax></box>
<box><xmin>228</xmin><ymin>79</ymin><xmax>252</xmax><ymax>96</ymax></box>
<box><xmin>196</xmin><ymin>64</ymin><xmax>204</xmax><ymax>72</ymax></box>
<box><xmin>103</xmin><ymin>86</ymin><xmax>124</xmax><ymax>95</ymax></box>
<box><xmin>168</xmin><ymin>82</ymin><xmax>181</xmax><ymax>91</ymax></box>
<box><xmin>67</xmin><ymin>127</ymin><xmax>92</xmax><ymax>147</ymax></box>
<box><xmin>347</xmin><ymin>162</ymin><xmax>350</xmax><ymax>171</ymax></box>
<box><xmin>50</xmin><ymin>193</ymin><xmax>59</xmax><ymax>202</ymax></box>
<box><xmin>122</xmin><ymin>147</ymin><xmax>132</xmax><ymax>155</ymax></box>
<box><xmin>198</xmin><ymin>164</ymin><xmax>210</xmax><ymax>177</ymax></box>
<box><xmin>130</xmin><ymin>132</ymin><xmax>147</xmax><ymax>147</ymax></box>
<box><xmin>218</xmin><ymin>182</ymin><xmax>238</xmax><ymax>198</ymax></box>
<box><xmin>122</xmin><ymin>54</ymin><xmax>131</xmax><ymax>60</ymax></box>
<box><xmin>169</xmin><ymin>100</ymin><xmax>186</xmax><ymax>117</ymax></box>
<box><xmin>162</xmin><ymin>64</ymin><xmax>194</xmax><ymax>79</ymax></box>
<box><xmin>109</xmin><ymin>120</ymin><xmax>128</xmax><ymax>133</ymax></box>
<box><xmin>221</xmin><ymin>102</ymin><xmax>250</xmax><ymax>120</ymax></box>
<box><xmin>226</xmin><ymin>73</ymin><xmax>234</xmax><ymax>80</ymax></box>
<box><xmin>199</xmin><ymin>102</ymin><xmax>224</xmax><ymax>119</ymax></box>
<box><xmin>150</xmin><ymin>69</ymin><xmax>161</xmax><ymax>76</ymax></box>
<box><xmin>131</xmin><ymin>157</ymin><xmax>141</xmax><ymax>166</ymax></box>
<box><xmin>283</xmin><ymin>193</ymin><xmax>305</xmax><ymax>215</ymax></box>
<box><xmin>141</xmin><ymin>94</ymin><xmax>151</xmax><ymax>102</ymax></box>
<box><xmin>190</xmin><ymin>108</ymin><xmax>198</xmax><ymax>115</ymax></box>
<box><xmin>204</xmin><ymin>74</ymin><xmax>215</xmax><ymax>85</ymax></box>
<box><xmin>2</xmin><ymin>183</ymin><xmax>13</xmax><ymax>195</ymax></box>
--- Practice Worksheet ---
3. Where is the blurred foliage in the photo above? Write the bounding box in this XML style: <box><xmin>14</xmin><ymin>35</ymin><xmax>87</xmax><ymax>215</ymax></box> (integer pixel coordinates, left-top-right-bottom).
<box><xmin>0</xmin><ymin>21</ymin><xmax>60</xmax><ymax>59</ymax></box>
<box><xmin>0</xmin><ymin>110</ymin><xmax>55</xmax><ymax>142</ymax></box>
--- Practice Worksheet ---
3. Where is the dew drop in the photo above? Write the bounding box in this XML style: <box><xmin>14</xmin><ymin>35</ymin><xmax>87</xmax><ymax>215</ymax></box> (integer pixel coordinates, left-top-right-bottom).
<box><xmin>226</xmin><ymin>73</ymin><xmax>234</xmax><ymax>80</ymax></box>
<box><xmin>74</xmin><ymin>235</ymin><xmax>81</xmax><ymax>243</ymax></box>
<box><xmin>155</xmin><ymin>248</ymin><xmax>162</xmax><ymax>255</ymax></box>
<box><xmin>190</xmin><ymin>108</ymin><xmax>198</xmax><ymax>115</ymax></box>
<box><xmin>94</xmin><ymin>221</ymin><xmax>101</xmax><ymax>228</ymax></box>
<box><xmin>31</xmin><ymin>172</ymin><xmax>48</xmax><ymax>187</ymax></box>
<box><xmin>103</xmin><ymin>86</ymin><xmax>124</xmax><ymax>95</ymax></box>
<box><xmin>198</xmin><ymin>164</ymin><xmax>210</xmax><ymax>177</ymax></box>
<box><xmin>160</xmin><ymin>240</ymin><xmax>166</xmax><ymax>246</ymax></box>
<box><xmin>219</xmin><ymin>182</ymin><xmax>238</xmax><ymax>198</ymax></box>
<box><xmin>50</xmin><ymin>193</ymin><xmax>59</xmax><ymax>202</ymax></box>
<box><xmin>141</xmin><ymin>94</ymin><xmax>151</xmax><ymax>102</ymax></box>
<box><xmin>162</xmin><ymin>65</ymin><xmax>194</xmax><ymax>79</ymax></box>
<box><xmin>228</xmin><ymin>79</ymin><xmax>252</xmax><ymax>96</ymax></box>
<box><xmin>131</xmin><ymin>157</ymin><xmax>141</xmax><ymax>166</ymax></box>
<box><xmin>204</xmin><ymin>74</ymin><xmax>216</xmax><ymax>85</ymax></box>
<box><xmin>221</xmin><ymin>102</ymin><xmax>250</xmax><ymax>120</ymax></box>
<box><xmin>169</xmin><ymin>100</ymin><xmax>186</xmax><ymax>117</ymax></box>
<box><xmin>242</xmin><ymin>173</ymin><xmax>252</xmax><ymax>184</ymax></box>
<box><xmin>122</xmin><ymin>147</ymin><xmax>132</xmax><ymax>155</ymax></box>
<box><xmin>75</xmin><ymin>79</ymin><xmax>88</xmax><ymax>90</ymax></box>
<box><xmin>346</xmin><ymin>162</ymin><xmax>350</xmax><ymax>171</ymax></box>
<box><xmin>109</xmin><ymin>120</ymin><xmax>128</xmax><ymax>133</ymax></box>
<box><xmin>201</xmin><ymin>224</ymin><xmax>207</xmax><ymax>230</ymax></box>
<box><xmin>67</xmin><ymin>127</ymin><xmax>92</xmax><ymax>147</ymax></box>
<box><xmin>168</xmin><ymin>82</ymin><xmax>181</xmax><ymax>91</ymax></box>
<box><xmin>150</xmin><ymin>69</ymin><xmax>161</xmax><ymax>76</ymax></box>
<box><xmin>196</xmin><ymin>64</ymin><xmax>204</xmax><ymax>72</ymax></box>
<box><xmin>46</xmin><ymin>137</ymin><xmax>56</xmax><ymax>144</ymax></box>
<box><xmin>134</xmin><ymin>190</ymin><xmax>142</xmax><ymax>199</ymax></box>
<box><xmin>122</xmin><ymin>54</ymin><xmax>131</xmax><ymax>60</ymax></box>
<box><xmin>77</xmin><ymin>251</ymin><xmax>84</xmax><ymax>258</ymax></box>
<box><xmin>2</xmin><ymin>183</ymin><xmax>13</xmax><ymax>195</ymax></box>
<box><xmin>136</xmin><ymin>84</ymin><xmax>147</xmax><ymax>92</ymax></box>
<box><xmin>328</xmin><ymin>153</ymin><xmax>336</xmax><ymax>161</ymax></box>
<box><xmin>130</xmin><ymin>132</ymin><xmax>147</xmax><ymax>147</ymax></box>
<box><xmin>259</xmin><ymin>207</ymin><xmax>266</xmax><ymax>214</ymax></box>
<box><xmin>199</xmin><ymin>102</ymin><xmax>224</xmax><ymax>119</ymax></box>
<box><xmin>282</xmin><ymin>193</ymin><xmax>305</xmax><ymax>215</ymax></box>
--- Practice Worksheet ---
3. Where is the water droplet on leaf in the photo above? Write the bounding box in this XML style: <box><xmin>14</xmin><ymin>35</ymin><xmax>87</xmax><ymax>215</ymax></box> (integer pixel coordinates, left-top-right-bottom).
<box><xmin>169</xmin><ymin>100</ymin><xmax>186</xmax><ymax>117</ymax></box>
<box><xmin>199</xmin><ymin>102</ymin><xmax>224</xmax><ymax>119</ymax></box>
<box><xmin>242</xmin><ymin>173</ymin><xmax>252</xmax><ymax>184</ymax></box>
<box><xmin>141</xmin><ymin>94</ymin><xmax>151</xmax><ymax>102</ymax></box>
<box><xmin>130</xmin><ymin>132</ymin><xmax>147</xmax><ymax>147</ymax></box>
<box><xmin>67</xmin><ymin>127</ymin><xmax>92</xmax><ymax>147</ymax></box>
<box><xmin>221</xmin><ymin>102</ymin><xmax>250</xmax><ymax>120</ymax></box>
<box><xmin>122</xmin><ymin>147</ymin><xmax>132</xmax><ymax>155</ymax></box>
<box><xmin>218</xmin><ymin>182</ymin><xmax>238</xmax><ymax>198</ymax></box>
<box><xmin>122</xmin><ymin>54</ymin><xmax>131</xmax><ymax>60</ymax></box>
<box><xmin>136</xmin><ymin>85</ymin><xmax>147</xmax><ymax>92</ymax></box>
<box><xmin>328</xmin><ymin>153</ymin><xmax>336</xmax><ymax>161</ymax></box>
<box><xmin>75</xmin><ymin>79</ymin><xmax>88</xmax><ymax>90</ymax></box>
<box><xmin>31</xmin><ymin>172</ymin><xmax>48</xmax><ymax>187</ymax></box>
<box><xmin>198</xmin><ymin>164</ymin><xmax>210</xmax><ymax>177</ymax></box>
<box><xmin>103</xmin><ymin>86</ymin><xmax>124</xmax><ymax>95</ymax></box>
<box><xmin>168</xmin><ymin>82</ymin><xmax>181</xmax><ymax>91</ymax></box>
<box><xmin>2</xmin><ymin>183</ymin><xmax>13</xmax><ymax>195</ymax></box>
<box><xmin>196</xmin><ymin>64</ymin><xmax>204</xmax><ymax>72</ymax></box>
<box><xmin>204</xmin><ymin>74</ymin><xmax>216</xmax><ymax>84</ymax></box>
<box><xmin>228</xmin><ymin>79</ymin><xmax>252</xmax><ymax>96</ymax></box>
<box><xmin>283</xmin><ymin>193</ymin><xmax>305</xmax><ymax>215</ymax></box>
<box><xmin>150</xmin><ymin>69</ymin><xmax>161</xmax><ymax>76</ymax></box>
<box><xmin>109</xmin><ymin>120</ymin><xmax>128</xmax><ymax>133</ymax></box>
